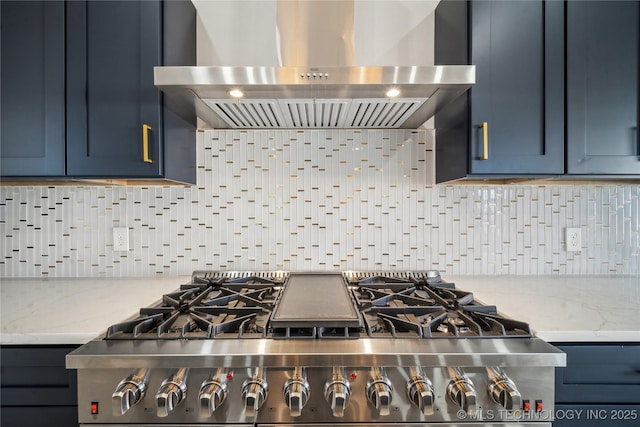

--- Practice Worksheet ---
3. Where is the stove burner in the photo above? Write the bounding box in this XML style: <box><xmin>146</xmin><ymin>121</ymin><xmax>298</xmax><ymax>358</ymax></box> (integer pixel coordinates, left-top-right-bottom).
<box><xmin>348</xmin><ymin>272</ymin><xmax>532</xmax><ymax>339</ymax></box>
<box><xmin>356</xmin><ymin>286</ymin><xmax>439</xmax><ymax>307</ymax></box>
<box><xmin>105</xmin><ymin>274</ymin><xmax>284</xmax><ymax>340</ymax></box>
<box><xmin>363</xmin><ymin>306</ymin><xmax>446</xmax><ymax>338</ymax></box>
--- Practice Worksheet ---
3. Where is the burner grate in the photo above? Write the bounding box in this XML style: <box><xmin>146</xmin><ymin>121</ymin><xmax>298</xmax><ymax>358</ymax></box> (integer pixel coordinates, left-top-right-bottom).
<box><xmin>349</xmin><ymin>272</ymin><xmax>532</xmax><ymax>339</ymax></box>
<box><xmin>105</xmin><ymin>273</ymin><xmax>284</xmax><ymax>340</ymax></box>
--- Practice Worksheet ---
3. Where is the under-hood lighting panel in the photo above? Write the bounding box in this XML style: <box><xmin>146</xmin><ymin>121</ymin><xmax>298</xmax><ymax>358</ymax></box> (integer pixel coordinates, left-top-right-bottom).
<box><xmin>385</xmin><ymin>88</ymin><xmax>401</xmax><ymax>98</ymax></box>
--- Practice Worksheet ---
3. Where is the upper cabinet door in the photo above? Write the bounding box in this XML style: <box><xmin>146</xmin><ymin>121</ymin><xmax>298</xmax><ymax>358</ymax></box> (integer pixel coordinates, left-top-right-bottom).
<box><xmin>469</xmin><ymin>0</ymin><xmax>564</xmax><ymax>175</ymax></box>
<box><xmin>567</xmin><ymin>1</ymin><xmax>640</xmax><ymax>175</ymax></box>
<box><xmin>1</xmin><ymin>1</ymin><xmax>65</xmax><ymax>176</ymax></box>
<box><xmin>66</xmin><ymin>1</ymin><xmax>163</xmax><ymax>178</ymax></box>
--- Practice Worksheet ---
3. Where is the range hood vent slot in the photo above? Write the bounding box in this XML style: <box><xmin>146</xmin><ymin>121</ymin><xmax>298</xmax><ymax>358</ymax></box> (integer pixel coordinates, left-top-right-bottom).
<box><xmin>205</xmin><ymin>100</ymin><xmax>286</xmax><ymax>128</ymax></box>
<box><xmin>283</xmin><ymin>99</ymin><xmax>349</xmax><ymax>128</ymax></box>
<box><xmin>201</xmin><ymin>97</ymin><xmax>429</xmax><ymax>129</ymax></box>
<box><xmin>346</xmin><ymin>99</ymin><xmax>426</xmax><ymax>128</ymax></box>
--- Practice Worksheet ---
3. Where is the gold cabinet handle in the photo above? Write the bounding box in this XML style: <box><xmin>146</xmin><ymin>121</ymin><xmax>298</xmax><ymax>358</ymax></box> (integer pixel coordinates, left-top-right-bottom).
<box><xmin>479</xmin><ymin>122</ymin><xmax>488</xmax><ymax>160</ymax></box>
<box><xmin>142</xmin><ymin>124</ymin><xmax>153</xmax><ymax>163</ymax></box>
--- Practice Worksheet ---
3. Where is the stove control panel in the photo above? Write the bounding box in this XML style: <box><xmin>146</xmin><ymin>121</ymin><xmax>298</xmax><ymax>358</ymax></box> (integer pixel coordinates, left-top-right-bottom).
<box><xmin>88</xmin><ymin>365</ymin><xmax>555</xmax><ymax>424</ymax></box>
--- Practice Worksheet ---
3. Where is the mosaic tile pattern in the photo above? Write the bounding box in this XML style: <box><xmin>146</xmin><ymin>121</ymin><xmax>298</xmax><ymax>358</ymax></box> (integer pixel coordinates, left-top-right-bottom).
<box><xmin>1</xmin><ymin>129</ymin><xmax>638</xmax><ymax>277</ymax></box>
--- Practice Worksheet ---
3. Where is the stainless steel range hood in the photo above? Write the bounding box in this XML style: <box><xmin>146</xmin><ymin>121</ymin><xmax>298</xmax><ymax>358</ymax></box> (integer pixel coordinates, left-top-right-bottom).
<box><xmin>155</xmin><ymin>65</ymin><xmax>474</xmax><ymax>129</ymax></box>
<box><xmin>155</xmin><ymin>0</ymin><xmax>474</xmax><ymax>129</ymax></box>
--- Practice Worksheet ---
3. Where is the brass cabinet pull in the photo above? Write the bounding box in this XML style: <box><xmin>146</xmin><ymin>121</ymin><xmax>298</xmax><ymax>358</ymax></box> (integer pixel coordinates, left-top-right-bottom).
<box><xmin>142</xmin><ymin>124</ymin><xmax>153</xmax><ymax>163</ymax></box>
<box><xmin>479</xmin><ymin>122</ymin><xmax>488</xmax><ymax>160</ymax></box>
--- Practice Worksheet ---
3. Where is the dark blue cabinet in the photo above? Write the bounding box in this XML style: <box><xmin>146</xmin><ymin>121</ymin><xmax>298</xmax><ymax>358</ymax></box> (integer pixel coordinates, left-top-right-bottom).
<box><xmin>553</xmin><ymin>343</ymin><xmax>640</xmax><ymax>427</ymax></box>
<box><xmin>1</xmin><ymin>1</ymin><xmax>197</xmax><ymax>184</ymax></box>
<box><xmin>66</xmin><ymin>1</ymin><xmax>196</xmax><ymax>183</ymax></box>
<box><xmin>435</xmin><ymin>0</ymin><xmax>564</xmax><ymax>182</ymax></box>
<box><xmin>468</xmin><ymin>0</ymin><xmax>565</xmax><ymax>176</ymax></box>
<box><xmin>0</xmin><ymin>1</ymin><xmax>66</xmax><ymax>176</ymax></box>
<box><xmin>566</xmin><ymin>1</ymin><xmax>640</xmax><ymax>175</ymax></box>
<box><xmin>0</xmin><ymin>346</ymin><xmax>79</xmax><ymax>427</ymax></box>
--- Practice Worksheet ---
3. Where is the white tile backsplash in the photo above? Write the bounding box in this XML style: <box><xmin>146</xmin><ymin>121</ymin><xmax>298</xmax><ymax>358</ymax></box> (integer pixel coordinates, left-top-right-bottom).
<box><xmin>1</xmin><ymin>129</ymin><xmax>638</xmax><ymax>277</ymax></box>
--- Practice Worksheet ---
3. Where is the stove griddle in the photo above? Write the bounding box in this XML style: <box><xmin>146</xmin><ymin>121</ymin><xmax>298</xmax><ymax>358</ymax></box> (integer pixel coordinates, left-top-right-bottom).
<box><xmin>270</xmin><ymin>273</ymin><xmax>362</xmax><ymax>338</ymax></box>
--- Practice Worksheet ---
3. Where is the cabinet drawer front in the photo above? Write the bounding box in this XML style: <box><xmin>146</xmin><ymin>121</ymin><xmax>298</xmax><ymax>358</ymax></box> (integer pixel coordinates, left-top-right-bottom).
<box><xmin>0</xmin><ymin>346</ymin><xmax>78</xmax><ymax>406</ymax></box>
<box><xmin>0</xmin><ymin>406</ymin><xmax>78</xmax><ymax>427</ymax></box>
<box><xmin>554</xmin><ymin>344</ymin><xmax>640</xmax><ymax>404</ymax></box>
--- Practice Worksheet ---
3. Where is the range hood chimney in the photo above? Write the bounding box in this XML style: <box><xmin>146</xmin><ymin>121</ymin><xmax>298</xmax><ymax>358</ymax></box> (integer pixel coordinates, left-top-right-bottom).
<box><xmin>155</xmin><ymin>0</ymin><xmax>474</xmax><ymax>129</ymax></box>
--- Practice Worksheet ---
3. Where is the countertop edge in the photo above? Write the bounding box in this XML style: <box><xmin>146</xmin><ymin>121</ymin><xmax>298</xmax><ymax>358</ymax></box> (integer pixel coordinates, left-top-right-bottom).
<box><xmin>0</xmin><ymin>333</ymin><xmax>94</xmax><ymax>346</ymax></box>
<box><xmin>535</xmin><ymin>330</ymin><xmax>640</xmax><ymax>343</ymax></box>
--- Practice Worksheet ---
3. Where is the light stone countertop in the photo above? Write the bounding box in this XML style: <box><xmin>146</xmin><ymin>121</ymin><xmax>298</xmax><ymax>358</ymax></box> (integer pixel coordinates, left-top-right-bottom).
<box><xmin>0</xmin><ymin>276</ymin><xmax>190</xmax><ymax>345</ymax></box>
<box><xmin>1</xmin><ymin>275</ymin><xmax>638</xmax><ymax>345</ymax></box>
<box><xmin>449</xmin><ymin>275</ymin><xmax>640</xmax><ymax>342</ymax></box>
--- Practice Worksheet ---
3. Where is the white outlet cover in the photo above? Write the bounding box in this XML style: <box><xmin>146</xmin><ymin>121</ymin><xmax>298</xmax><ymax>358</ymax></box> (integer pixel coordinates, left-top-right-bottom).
<box><xmin>113</xmin><ymin>227</ymin><xmax>130</xmax><ymax>252</ymax></box>
<box><xmin>566</xmin><ymin>227</ymin><xmax>581</xmax><ymax>252</ymax></box>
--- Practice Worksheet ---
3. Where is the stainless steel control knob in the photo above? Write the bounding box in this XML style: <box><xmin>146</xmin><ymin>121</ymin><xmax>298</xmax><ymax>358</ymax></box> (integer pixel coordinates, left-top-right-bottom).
<box><xmin>283</xmin><ymin>367</ymin><xmax>310</xmax><ymax>417</ymax></box>
<box><xmin>241</xmin><ymin>368</ymin><xmax>268</xmax><ymax>418</ymax></box>
<box><xmin>156</xmin><ymin>368</ymin><xmax>189</xmax><ymax>418</ymax></box>
<box><xmin>446</xmin><ymin>368</ymin><xmax>477</xmax><ymax>416</ymax></box>
<box><xmin>487</xmin><ymin>367</ymin><xmax>521</xmax><ymax>411</ymax></box>
<box><xmin>406</xmin><ymin>367</ymin><xmax>435</xmax><ymax>416</ymax></box>
<box><xmin>199</xmin><ymin>369</ymin><xmax>228</xmax><ymax>418</ymax></box>
<box><xmin>324</xmin><ymin>367</ymin><xmax>351</xmax><ymax>418</ymax></box>
<box><xmin>366</xmin><ymin>368</ymin><xmax>393</xmax><ymax>416</ymax></box>
<box><xmin>112</xmin><ymin>369</ymin><xmax>149</xmax><ymax>416</ymax></box>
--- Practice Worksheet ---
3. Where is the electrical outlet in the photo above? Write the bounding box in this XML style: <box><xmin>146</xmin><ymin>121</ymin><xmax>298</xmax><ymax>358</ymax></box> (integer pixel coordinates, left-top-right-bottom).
<box><xmin>566</xmin><ymin>227</ymin><xmax>581</xmax><ymax>252</ymax></box>
<box><xmin>113</xmin><ymin>227</ymin><xmax>130</xmax><ymax>252</ymax></box>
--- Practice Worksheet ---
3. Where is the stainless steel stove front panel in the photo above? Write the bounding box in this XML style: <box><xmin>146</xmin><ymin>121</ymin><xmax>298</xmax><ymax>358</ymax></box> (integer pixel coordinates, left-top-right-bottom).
<box><xmin>67</xmin><ymin>338</ymin><xmax>566</xmax><ymax>369</ymax></box>
<box><xmin>76</xmin><ymin>367</ymin><xmax>556</xmax><ymax>424</ymax></box>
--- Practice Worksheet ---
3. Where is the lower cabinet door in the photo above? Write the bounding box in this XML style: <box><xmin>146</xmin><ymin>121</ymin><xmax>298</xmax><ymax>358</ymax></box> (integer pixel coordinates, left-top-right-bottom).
<box><xmin>0</xmin><ymin>346</ymin><xmax>78</xmax><ymax>427</ymax></box>
<box><xmin>553</xmin><ymin>343</ymin><xmax>640</xmax><ymax>427</ymax></box>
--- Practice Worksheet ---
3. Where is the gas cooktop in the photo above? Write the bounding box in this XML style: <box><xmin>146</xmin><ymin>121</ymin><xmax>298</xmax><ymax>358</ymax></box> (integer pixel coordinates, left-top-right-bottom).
<box><xmin>103</xmin><ymin>271</ymin><xmax>532</xmax><ymax>341</ymax></box>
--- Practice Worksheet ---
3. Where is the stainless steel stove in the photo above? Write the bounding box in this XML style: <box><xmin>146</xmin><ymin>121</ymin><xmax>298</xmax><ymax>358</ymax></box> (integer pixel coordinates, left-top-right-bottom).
<box><xmin>66</xmin><ymin>271</ymin><xmax>566</xmax><ymax>426</ymax></box>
